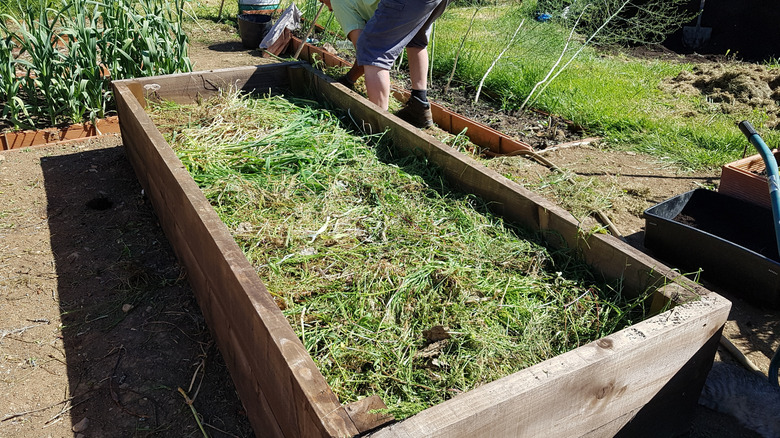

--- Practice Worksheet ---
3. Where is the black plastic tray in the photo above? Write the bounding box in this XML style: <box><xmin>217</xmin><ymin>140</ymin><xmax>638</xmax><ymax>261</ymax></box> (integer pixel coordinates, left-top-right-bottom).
<box><xmin>644</xmin><ymin>188</ymin><xmax>780</xmax><ymax>308</ymax></box>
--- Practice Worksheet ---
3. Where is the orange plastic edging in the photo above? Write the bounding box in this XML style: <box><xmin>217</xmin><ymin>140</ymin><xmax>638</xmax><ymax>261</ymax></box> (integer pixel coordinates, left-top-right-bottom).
<box><xmin>289</xmin><ymin>37</ymin><xmax>533</xmax><ymax>156</ymax></box>
<box><xmin>1</xmin><ymin>116</ymin><xmax>121</xmax><ymax>151</ymax></box>
<box><xmin>719</xmin><ymin>150</ymin><xmax>780</xmax><ymax>209</ymax></box>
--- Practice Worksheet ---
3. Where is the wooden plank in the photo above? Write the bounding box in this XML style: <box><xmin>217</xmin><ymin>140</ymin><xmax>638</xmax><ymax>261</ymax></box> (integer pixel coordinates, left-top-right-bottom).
<box><xmin>112</xmin><ymin>79</ymin><xmax>359</xmax><ymax>438</ymax></box>
<box><xmin>183</xmin><ymin>250</ymin><xmax>287</xmax><ymax>438</ymax></box>
<box><xmin>344</xmin><ymin>396</ymin><xmax>394</xmax><ymax>434</ymax></box>
<box><xmin>119</xmin><ymin>63</ymin><xmax>303</xmax><ymax>104</ymax></box>
<box><xmin>367</xmin><ymin>293</ymin><xmax>730</xmax><ymax>438</ymax></box>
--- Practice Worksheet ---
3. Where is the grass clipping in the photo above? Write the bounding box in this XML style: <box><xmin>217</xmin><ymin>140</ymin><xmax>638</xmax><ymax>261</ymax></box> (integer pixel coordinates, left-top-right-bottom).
<box><xmin>150</xmin><ymin>91</ymin><xmax>650</xmax><ymax>419</ymax></box>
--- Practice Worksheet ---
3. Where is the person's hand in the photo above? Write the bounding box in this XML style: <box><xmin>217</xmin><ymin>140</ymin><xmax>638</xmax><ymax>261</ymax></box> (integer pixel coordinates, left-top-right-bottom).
<box><xmin>319</xmin><ymin>0</ymin><xmax>332</xmax><ymax>11</ymax></box>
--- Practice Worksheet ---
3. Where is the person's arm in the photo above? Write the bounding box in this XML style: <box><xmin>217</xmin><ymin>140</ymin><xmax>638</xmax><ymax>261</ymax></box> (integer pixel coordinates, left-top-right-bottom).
<box><xmin>319</xmin><ymin>0</ymin><xmax>332</xmax><ymax>11</ymax></box>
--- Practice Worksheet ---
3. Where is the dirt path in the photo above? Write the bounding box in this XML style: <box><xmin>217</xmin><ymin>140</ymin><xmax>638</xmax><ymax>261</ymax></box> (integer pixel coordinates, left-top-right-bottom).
<box><xmin>0</xmin><ymin>20</ymin><xmax>269</xmax><ymax>438</ymax></box>
<box><xmin>0</xmin><ymin>137</ymin><xmax>254</xmax><ymax>437</ymax></box>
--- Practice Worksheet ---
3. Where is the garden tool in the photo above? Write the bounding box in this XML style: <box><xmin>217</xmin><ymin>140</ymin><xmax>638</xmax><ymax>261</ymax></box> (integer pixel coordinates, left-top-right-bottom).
<box><xmin>682</xmin><ymin>0</ymin><xmax>712</xmax><ymax>49</ymax></box>
<box><xmin>738</xmin><ymin>120</ymin><xmax>780</xmax><ymax>387</ymax></box>
<box><xmin>293</xmin><ymin>1</ymin><xmax>325</xmax><ymax>59</ymax></box>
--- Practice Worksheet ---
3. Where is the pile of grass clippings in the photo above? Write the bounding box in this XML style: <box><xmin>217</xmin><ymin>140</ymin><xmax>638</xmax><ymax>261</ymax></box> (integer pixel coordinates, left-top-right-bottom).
<box><xmin>149</xmin><ymin>90</ymin><xmax>652</xmax><ymax>419</ymax></box>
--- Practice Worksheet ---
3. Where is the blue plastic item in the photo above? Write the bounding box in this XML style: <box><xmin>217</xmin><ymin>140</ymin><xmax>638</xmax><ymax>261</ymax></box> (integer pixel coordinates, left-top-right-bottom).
<box><xmin>738</xmin><ymin>120</ymin><xmax>780</xmax><ymax>387</ymax></box>
<box><xmin>535</xmin><ymin>13</ymin><xmax>552</xmax><ymax>22</ymax></box>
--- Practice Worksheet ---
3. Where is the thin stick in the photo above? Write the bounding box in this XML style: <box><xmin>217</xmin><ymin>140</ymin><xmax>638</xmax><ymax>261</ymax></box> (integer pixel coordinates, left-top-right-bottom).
<box><xmin>521</xmin><ymin>0</ymin><xmax>631</xmax><ymax>111</ymax></box>
<box><xmin>719</xmin><ymin>336</ymin><xmax>763</xmax><ymax>374</ymax></box>
<box><xmin>0</xmin><ymin>321</ymin><xmax>50</xmax><ymax>341</ymax></box>
<box><xmin>2</xmin><ymin>398</ymin><xmax>71</xmax><ymax>422</ymax></box>
<box><xmin>44</xmin><ymin>395</ymin><xmax>91</xmax><ymax>427</ymax></box>
<box><xmin>475</xmin><ymin>18</ymin><xmax>525</xmax><ymax>103</ymax></box>
<box><xmin>429</xmin><ymin>22</ymin><xmax>435</xmax><ymax>86</ymax></box>
<box><xmin>293</xmin><ymin>2</ymin><xmax>325</xmax><ymax>60</ymax></box>
<box><xmin>535</xmin><ymin>137</ymin><xmax>600</xmax><ymax>154</ymax></box>
<box><xmin>520</xmin><ymin>9</ymin><xmax>584</xmax><ymax>112</ymax></box>
<box><xmin>445</xmin><ymin>7</ymin><xmax>480</xmax><ymax>93</ymax></box>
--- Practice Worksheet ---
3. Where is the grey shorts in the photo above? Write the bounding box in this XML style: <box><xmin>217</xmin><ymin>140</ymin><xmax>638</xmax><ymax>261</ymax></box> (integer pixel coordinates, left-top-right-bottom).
<box><xmin>356</xmin><ymin>0</ymin><xmax>450</xmax><ymax>70</ymax></box>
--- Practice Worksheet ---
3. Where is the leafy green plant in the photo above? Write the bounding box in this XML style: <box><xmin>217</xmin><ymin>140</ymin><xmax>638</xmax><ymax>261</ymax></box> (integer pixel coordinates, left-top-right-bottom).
<box><xmin>0</xmin><ymin>0</ymin><xmax>192</xmax><ymax>130</ymax></box>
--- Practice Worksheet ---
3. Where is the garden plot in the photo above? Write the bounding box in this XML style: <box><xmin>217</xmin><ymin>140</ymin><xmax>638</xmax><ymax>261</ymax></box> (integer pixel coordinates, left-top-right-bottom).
<box><xmin>112</xmin><ymin>62</ymin><xmax>731</xmax><ymax>438</ymax></box>
<box><xmin>148</xmin><ymin>89</ymin><xmax>651</xmax><ymax>419</ymax></box>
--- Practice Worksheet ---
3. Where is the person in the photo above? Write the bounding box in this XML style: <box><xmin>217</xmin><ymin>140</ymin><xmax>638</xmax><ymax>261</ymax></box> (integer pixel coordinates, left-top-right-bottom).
<box><xmin>317</xmin><ymin>0</ymin><xmax>379</xmax><ymax>88</ymax></box>
<box><xmin>356</xmin><ymin>0</ymin><xmax>451</xmax><ymax>128</ymax></box>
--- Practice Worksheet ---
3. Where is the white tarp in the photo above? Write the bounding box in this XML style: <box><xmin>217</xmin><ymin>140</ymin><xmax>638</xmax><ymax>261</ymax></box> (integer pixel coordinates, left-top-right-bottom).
<box><xmin>259</xmin><ymin>3</ymin><xmax>301</xmax><ymax>50</ymax></box>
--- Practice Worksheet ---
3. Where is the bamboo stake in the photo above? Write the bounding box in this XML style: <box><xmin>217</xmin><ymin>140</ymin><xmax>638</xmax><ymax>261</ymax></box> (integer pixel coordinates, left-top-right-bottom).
<box><xmin>294</xmin><ymin>2</ymin><xmax>325</xmax><ymax>60</ymax></box>
<box><xmin>475</xmin><ymin>18</ymin><xmax>524</xmax><ymax>104</ymax></box>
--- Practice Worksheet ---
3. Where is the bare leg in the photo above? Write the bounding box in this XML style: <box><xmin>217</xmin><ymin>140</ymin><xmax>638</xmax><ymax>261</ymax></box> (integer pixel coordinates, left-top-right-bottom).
<box><xmin>406</xmin><ymin>46</ymin><xmax>428</xmax><ymax>91</ymax></box>
<box><xmin>342</xmin><ymin>29</ymin><xmax>365</xmax><ymax>84</ymax></box>
<box><xmin>364</xmin><ymin>65</ymin><xmax>391</xmax><ymax>109</ymax></box>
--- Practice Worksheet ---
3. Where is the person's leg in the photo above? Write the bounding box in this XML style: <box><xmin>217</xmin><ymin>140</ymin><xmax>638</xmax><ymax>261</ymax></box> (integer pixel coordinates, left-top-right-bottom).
<box><xmin>406</xmin><ymin>46</ymin><xmax>427</xmax><ymax>92</ymax></box>
<box><xmin>342</xmin><ymin>29</ymin><xmax>364</xmax><ymax>85</ymax></box>
<box><xmin>357</xmin><ymin>0</ymin><xmax>444</xmax><ymax>109</ymax></box>
<box><xmin>347</xmin><ymin>29</ymin><xmax>361</xmax><ymax>46</ymax></box>
<box><xmin>364</xmin><ymin>65</ymin><xmax>390</xmax><ymax>109</ymax></box>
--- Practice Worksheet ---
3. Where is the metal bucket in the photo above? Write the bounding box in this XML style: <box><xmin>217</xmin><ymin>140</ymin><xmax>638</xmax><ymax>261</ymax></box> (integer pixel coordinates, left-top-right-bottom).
<box><xmin>237</xmin><ymin>13</ymin><xmax>273</xmax><ymax>49</ymax></box>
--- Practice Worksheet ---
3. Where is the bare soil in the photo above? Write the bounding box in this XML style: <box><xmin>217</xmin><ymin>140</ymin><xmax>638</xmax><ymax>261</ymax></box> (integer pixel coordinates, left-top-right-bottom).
<box><xmin>0</xmin><ymin>137</ymin><xmax>253</xmax><ymax>437</ymax></box>
<box><xmin>1</xmin><ymin>12</ymin><xmax>779</xmax><ymax>438</ymax></box>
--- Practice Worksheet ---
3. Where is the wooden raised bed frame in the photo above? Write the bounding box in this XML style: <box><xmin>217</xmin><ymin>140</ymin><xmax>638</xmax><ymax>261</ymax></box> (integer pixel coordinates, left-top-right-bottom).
<box><xmin>112</xmin><ymin>63</ymin><xmax>730</xmax><ymax>438</ymax></box>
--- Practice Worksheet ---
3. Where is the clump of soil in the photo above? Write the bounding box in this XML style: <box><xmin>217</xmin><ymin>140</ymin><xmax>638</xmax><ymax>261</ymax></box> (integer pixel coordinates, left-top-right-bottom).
<box><xmin>662</xmin><ymin>63</ymin><xmax>780</xmax><ymax>128</ymax></box>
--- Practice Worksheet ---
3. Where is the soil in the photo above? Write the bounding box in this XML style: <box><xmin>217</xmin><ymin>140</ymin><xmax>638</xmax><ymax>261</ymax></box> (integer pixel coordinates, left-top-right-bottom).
<box><xmin>1</xmin><ymin>9</ymin><xmax>779</xmax><ymax>438</ymax></box>
<box><xmin>0</xmin><ymin>137</ymin><xmax>254</xmax><ymax>437</ymax></box>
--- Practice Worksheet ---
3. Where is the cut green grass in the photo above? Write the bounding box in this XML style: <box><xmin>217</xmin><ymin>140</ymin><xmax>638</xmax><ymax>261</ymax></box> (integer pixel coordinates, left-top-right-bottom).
<box><xmin>150</xmin><ymin>90</ymin><xmax>659</xmax><ymax>418</ymax></box>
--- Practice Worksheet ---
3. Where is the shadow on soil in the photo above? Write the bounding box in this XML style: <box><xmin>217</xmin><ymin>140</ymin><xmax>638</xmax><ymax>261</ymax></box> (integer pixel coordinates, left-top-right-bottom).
<box><xmin>42</xmin><ymin>145</ymin><xmax>253</xmax><ymax>436</ymax></box>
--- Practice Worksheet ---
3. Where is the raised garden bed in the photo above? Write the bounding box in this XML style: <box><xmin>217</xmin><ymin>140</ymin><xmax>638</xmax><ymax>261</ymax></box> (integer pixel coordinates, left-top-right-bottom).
<box><xmin>719</xmin><ymin>150</ymin><xmax>780</xmax><ymax>209</ymax></box>
<box><xmin>112</xmin><ymin>62</ymin><xmax>730</xmax><ymax>438</ymax></box>
<box><xmin>0</xmin><ymin>116</ymin><xmax>120</xmax><ymax>150</ymax></box>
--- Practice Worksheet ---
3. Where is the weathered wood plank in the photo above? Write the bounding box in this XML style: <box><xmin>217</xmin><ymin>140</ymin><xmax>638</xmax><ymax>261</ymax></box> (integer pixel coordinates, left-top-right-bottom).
<box><xmin>344</xmin><ymin>396</ymin><xmax>394</xmax><ymax>434</ymax></box>
<box><xmin>112</xmin><ymin>81</ymin><xmax>359</xmax><ymax>438</ymax></box>
<box><xmin>121</xmin><ymin>63</ymin><xmax>302</xmax><ymax>104</ymax></box>
<box><xmin>367</xmin><ymin>294</ymin><xmax>729</xmax><ymax>438</ymax></box>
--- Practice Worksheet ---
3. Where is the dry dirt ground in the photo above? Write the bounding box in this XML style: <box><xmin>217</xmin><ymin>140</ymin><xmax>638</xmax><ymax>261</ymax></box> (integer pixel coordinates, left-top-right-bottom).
<box><xmin>1</xmin><ymin>12</ymin><xmax>779</xmax><ymax>438</ymax></box>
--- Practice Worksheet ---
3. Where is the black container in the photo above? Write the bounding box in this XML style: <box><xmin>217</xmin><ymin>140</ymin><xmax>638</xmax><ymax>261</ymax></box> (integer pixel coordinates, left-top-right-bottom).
<box><xmin>237</xmin><ymin>14</ymin><xmax>272</xmax><ymax>49</ymax></box>
<box><xmin>644</xmin><ymin>188</ymin><xmax>780</xmax><ymax>308</ymax></box>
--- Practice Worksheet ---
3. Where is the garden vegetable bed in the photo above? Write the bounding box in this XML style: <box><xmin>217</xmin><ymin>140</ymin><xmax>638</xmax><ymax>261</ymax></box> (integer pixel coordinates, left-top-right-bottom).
<box><xmin>147</xmin><ymin>89</ymin><xmax>652</xmax><ymax>420</ymax></box>
<box><xmin>112</xmin><ymin>62</ymin><xmax>731</xmax><ymax>438</ymax></box>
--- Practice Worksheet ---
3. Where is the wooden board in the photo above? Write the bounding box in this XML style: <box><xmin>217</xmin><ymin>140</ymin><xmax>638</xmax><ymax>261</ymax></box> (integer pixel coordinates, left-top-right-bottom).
<box><xmin>366</xmin><ymin>296</ymin><xmax>728</xmax><ymax>438</ymax></box>
<box><xmin>122</xmin><ymin>63</ymin><xmax>298</xmax><ymax>106</ymax></box>
<box><xmin>113</xmin><ymin>63</ymin><xmax>731</xmax><ymax>438</ymax></box>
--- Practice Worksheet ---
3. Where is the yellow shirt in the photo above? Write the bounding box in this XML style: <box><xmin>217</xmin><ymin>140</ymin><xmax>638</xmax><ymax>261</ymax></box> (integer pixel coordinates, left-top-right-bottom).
<box><xmin>331</xmin><ymin>0</ymin><xmax>380</xmax><ymax>36</ymax></box>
